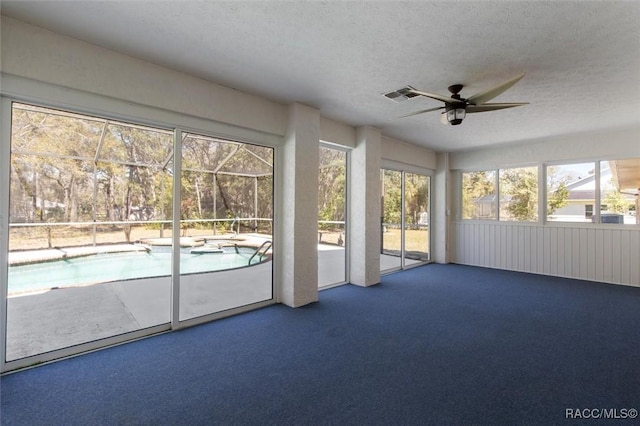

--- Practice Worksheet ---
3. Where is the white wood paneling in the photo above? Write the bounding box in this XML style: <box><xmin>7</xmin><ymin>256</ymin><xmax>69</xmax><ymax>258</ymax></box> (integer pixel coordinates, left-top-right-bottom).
<box><xmin>452</xmin><ymin>222</ymin><xmax>640</xmax><ymax>287</ymax></box>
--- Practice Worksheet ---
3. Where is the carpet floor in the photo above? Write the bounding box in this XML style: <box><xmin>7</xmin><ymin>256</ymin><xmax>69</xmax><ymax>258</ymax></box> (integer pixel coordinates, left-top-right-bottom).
<box><xmin>2</xmin><ymin>264</ymin><xmax>639</xmax><ymax>425</ymax></box>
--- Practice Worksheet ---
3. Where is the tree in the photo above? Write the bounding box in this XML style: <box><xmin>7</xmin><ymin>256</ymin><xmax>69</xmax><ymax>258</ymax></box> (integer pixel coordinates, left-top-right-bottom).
<box><xmin>381</xmin><ymin>169</ymin><xmax>402</xmax><ymax>225</ymax></box>
<box><xmin>10</xmin><ymin>103</ymin><xmax>276</xmax><ymax>248</ymax></box>
<box><xmin>547</xmin><ymin>182</ymin><xmax>569</xmax><ymax>216</ymax></box>
<box><xmin>318</xmin><ymin>147</ymin><xmax>346</xmax><ymax>231</ymax></box>
<box><xmin>10</xmin><ymin>104</ymin><xmax>100</xmax><ymax>223</ymax></box>
<box><xmin>603</xmin><ymin>179</ymin><xmax>631</xmax><ymax>214</ymax></box>
<box><xmin>499</xmin><ymin>167</ymin><xmax>538</xmax><ymax>221</ymax></box>
<box><xmin>546</xmin><ymin>166</ymin><xmax>570</xmax><ymax>217</ymax></box>
<box><xmin>462</xmin><ymin>171</ymin><xmax>495</xmax><ymax>219</ymax></box>
<box><xmin>403</xmin><ymin>174</ymin><xmax>429</xmax><ymax>226</ymax></box>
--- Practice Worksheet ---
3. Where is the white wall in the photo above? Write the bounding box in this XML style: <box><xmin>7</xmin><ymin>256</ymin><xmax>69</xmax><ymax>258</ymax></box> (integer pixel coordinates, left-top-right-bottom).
<box><xmin>450</xmin><ymin>127</ymin><xmax>640</xmax><ymax>170</ymax></box>
<box><xmin>0</xmin><ymin>16</ymin><xmax>287</xmax><ymax>137</ymax></box>
<box><xmin>450</xmin><ymin>129</ymin><xmax>640</xmax><ymax>286</ymax></box>
<box><xmin>279</xmin><ymin>103</ymin><xmax>320</xmax><ymax>306</ymax></box>
<box><xmin>453</xmin><ymin>222</ymin><xmax>640</xmax><ymax>286</ymax></box>
<box><xmin>320</xmin><ymin>116</ymin><xmax>356</xmax><ymax>148</ymax></box>
<box><xmin>2</xmin><ymin>16</ymin><xmax>428</xmax><ymax>160</ymax></box>
<box><xmin>381</xmin><ymin>135</ymin><xmax>437</xmax><ymax>170</ymax></box>
<box><xmin>349</xmin><ymin>127</ymin><xmax>382</xmax><ymax>286</ymax></box>
<box><xmin>433</xmin><ymin>153</ymin><xmax>451</xmax><ymax>264</ymax></box>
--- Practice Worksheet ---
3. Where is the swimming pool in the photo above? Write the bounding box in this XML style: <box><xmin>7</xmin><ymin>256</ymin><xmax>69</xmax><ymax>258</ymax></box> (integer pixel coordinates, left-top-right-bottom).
<box><xmin>8</xmin><ymin>246</ymin><xmax>266</xmax><ymax>295</ymax></box>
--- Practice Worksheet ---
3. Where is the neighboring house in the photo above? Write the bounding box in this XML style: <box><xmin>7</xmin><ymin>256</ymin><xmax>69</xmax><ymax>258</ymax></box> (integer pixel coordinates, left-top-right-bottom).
<box><xmin>550</xmin><ymin>162</ymin><xmax>638</xmax><ymax>224</ymax></box>
<box><xmin>551</xmin><ymin>173</ymin><xmax>598</xmax><ymax>222</ymax></box>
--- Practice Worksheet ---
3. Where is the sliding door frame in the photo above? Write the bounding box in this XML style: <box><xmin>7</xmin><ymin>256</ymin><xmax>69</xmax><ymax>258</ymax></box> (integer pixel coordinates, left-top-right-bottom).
<box><xmin>318</xmin><ymin>141</ymin><xmax>350</xmax><ymax>289</ymax></box>
<box><xmin>1</xmin><ymin>97</ymin><xmax>12</xmax><ymax>370</ymax></box>
<box><xmin>0</xmin><ymin>77</ymin><xmax>279</xmax><ymax>373</ymax></box>
<box><xmin>380</xmin><ymin>162</ymin><xmax>433</xmax><ymax>273</ymax></box>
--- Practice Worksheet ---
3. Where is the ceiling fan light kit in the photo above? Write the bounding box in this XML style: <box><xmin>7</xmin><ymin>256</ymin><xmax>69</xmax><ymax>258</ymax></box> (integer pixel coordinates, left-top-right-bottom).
<box><xmin>390</xmin><ymin>72</ymin><xmax>528</xmax><ymax>126</ymax></box>
<box><xmin>446</xmin><ymin>105</ymin><xmax>466</xmax><ymax>126</ymax></box>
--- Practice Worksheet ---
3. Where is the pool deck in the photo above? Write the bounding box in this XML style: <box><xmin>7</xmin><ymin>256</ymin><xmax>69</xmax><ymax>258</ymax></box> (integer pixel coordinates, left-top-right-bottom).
<box><xmin>8</xmin><ymin>244</ymin><xmax>151</xmax><ymax>266</ymax></box>
<box><xmin>4</xmin><ymin>237</ymin><xmax>419</xmax><ymax>365</ymax></box>
<box><xmin>8</xmin><ymin>233</ymin><xmax>269</xmax><ymax>266</ymax></box>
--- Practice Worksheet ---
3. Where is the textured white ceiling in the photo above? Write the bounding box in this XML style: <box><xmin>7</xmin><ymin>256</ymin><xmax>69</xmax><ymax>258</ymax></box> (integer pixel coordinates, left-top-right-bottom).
<box><xmin>2</xmin><ymin>1</ymin><xmax>639</xmax><ymax>152</ymax></box>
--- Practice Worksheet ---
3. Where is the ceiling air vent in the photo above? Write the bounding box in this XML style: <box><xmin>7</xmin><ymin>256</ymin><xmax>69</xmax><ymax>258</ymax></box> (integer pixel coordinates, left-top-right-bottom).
<box><xmin>383</xmin><ymin>86</ymin><xmax>420</xmax><ymax>103</ymax></box>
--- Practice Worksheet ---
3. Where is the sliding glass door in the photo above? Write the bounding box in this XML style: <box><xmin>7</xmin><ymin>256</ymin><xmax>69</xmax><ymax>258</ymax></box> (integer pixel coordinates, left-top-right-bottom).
<box><xmin>317</xmin><ymin>145</ymin><xmax>348</xmax><ymax>288</ymax></box>
<box><xmin>3</xmin><ymin>101</ymin><xmax>275</xmax><ymax>369</ymax></box>
<box><xmin>380</xmin><ymin>169</ymin><xmax>402</xmax><ymax>271</ymax></box>
<box><xmin>179</xmin><ymin>133</ymin><xmax>273</xmax><ymax>321</ymax></box>
<box><xmin>380</xmin><ymin>168</ymin><xmax>431</xmax><ymax>272</ymax></box>
<box><xmin>403</xmin><ymin>172</ymin><xmax>430</xmax><ymax>265</ymax></box>
<box><xmin>6</xmin><ymin>103</ymin><xmax>174</xmax><ymax>361</ymax></box>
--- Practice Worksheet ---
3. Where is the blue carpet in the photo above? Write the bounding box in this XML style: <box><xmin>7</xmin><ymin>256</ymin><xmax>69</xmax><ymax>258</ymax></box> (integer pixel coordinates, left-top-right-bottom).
<box><xmin>2</xmin><ymin>264</ymin><xmax>640</xmax><ymax>425</ymax></box>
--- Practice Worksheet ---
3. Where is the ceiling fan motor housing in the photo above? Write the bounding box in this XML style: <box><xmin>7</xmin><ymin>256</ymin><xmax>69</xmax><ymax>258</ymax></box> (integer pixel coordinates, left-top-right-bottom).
<box><xmin>448</xmin><ymin>84</ymin><xmax>464</xmax><ymax>96</ymax></box>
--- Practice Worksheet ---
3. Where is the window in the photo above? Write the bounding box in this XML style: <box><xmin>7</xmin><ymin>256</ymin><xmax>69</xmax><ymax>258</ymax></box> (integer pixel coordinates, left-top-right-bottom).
<box><xmin>600</xmin><ymin>160</ymin><xmax>638</xmax><ymax>225</ymax></box>
<box><xmin>462</xmin><ymin>160</ymin><xmax>639</xmax><ymax>226</ymax></box>
<box><xmin>462</xmin><ymin>171</ymin><xmax>496</xmax><ymax>220</ymax></box>
<box><xmin>6</xmin><ymin>102</ymin><xmax>275</xmax><ymax>365</ymax></box>
<box><xmin>462</xmin><ymin>167</ymin><xmax>538</xmax><ymax>222</ymax></box>
<box><xmin>318</xmin><ymin>145</ymin><xmax>347</xmax><ymax>288</ymax></box>
<box><xmin>380</xmin><ymin>168</ymin><xmax>431</xmax><ymax>272</ymax></box>
<box><xmin>546</xmin><ymin>162</ymin><xmax>593</xmax><ymax>223</ymax></box>
<box><xmin>179</xmin><ymin>133</ymin><xmax>274</xmax><ymax>321</ymax></box>
<box><xmin>544</xmin><ymin>160</ymin><xmax>639</xmax><ymax>225</ymax></box>
<box><xmin>585</xmin><ymin>204</ymin><xmax>594</xmax><ymax>219</ymax></box>
<box><xmin>499</xmin><ymin>166</ymin><xmax>538</xmax><ymax>222</ymax></box>
<box><xmin>8</xmin><ymin>103</ymin><xmax>174</xmax><ymax>361</ymax></box>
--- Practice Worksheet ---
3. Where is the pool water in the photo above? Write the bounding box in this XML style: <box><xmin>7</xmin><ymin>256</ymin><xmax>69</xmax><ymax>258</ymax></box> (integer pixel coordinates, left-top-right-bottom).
<box><xmin>8</xmin><ymin>246</ymin><xmax>264</xmax><ymax>295</ymax></box>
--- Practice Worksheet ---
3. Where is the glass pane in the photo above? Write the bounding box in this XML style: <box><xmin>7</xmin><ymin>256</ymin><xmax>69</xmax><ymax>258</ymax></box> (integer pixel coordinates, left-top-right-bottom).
<box><xmin>7</xmin><ymin>103</ymin><xmax>172</xmax><ymax>362</ymax></box>
<box><xmin>98</xmin><ymin>123</ymin><xmax>173</xmax><ymax>165</ymax></box>
<box><xmin>179</xmin><ymin>133</ymin><xmax>273</xmax><ymax>321</ymax></box>
<box><xmin>217</xmin><ymin>147</ymin><xmax>273</xmax><ymax>176</ymax></box>
<box><xmin>462</xmin><ymin>171</ymin><xmax>496</xmax><ymax>220</ymax></box>
<box><xmin>318</xmin><ymin>146</ymin><xmax>347</xmax><ymax>287</ymax></box>
<box><xmin>546</xmin><ymin>163</ymin><xmax>594</xmax><ymax>222</ymax></box>
<box><xmin>94</xmin><ymin>162</ymin><xmax>174</xmax><ymax>224</ymax></box>
<box><xmin>380</xmin><ymin>169</ymin><xmax>402</xmax><ymax>271</ymax></box>
<box><xmin>499</xmin><ymin>166</ymin><xmax>538</xmax><ymax>222</ymax></box>
<box><xmin>11</xmin><ymin>103</ymin><xmax>103</xmax><ymax>157</ymax></box>
<box><xmin>600</xmin><ymin>160</ymin><xmax>639</xmax><ymax>224</ymax></box>
<box><xmin>403</xmin><ymin>173</ymin><xmax>430</xmax><ymax>264</ymax></box>
<box><xmin>182</xmin><ymin>134</ymin><xmax>239</xmax><ymax>171</ymax></box>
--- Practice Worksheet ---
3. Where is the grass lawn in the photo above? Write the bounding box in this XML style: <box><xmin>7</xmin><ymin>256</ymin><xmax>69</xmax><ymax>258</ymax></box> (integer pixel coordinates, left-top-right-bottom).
<box><xmin>382</xmin><ymin>228</ymin><xmax>429</xmax><ymax>254</ymax></box>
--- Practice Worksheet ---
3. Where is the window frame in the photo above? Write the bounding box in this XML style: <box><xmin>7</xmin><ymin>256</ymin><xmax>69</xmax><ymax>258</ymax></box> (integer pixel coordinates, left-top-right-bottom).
<box><xmin>460</xmin><ymin>164</ymin><xmax>540</xmax><ymax>224</ymax></box>
<box><xmin>318</xmin><ymin>141</ymin><xmax>350</xmax><ymax>289</ymax></box>
<box><xmin>459</xmin><ymin>158</ymin><xmax>639</xmax><ymax>228</ymax></box>
<box><xmin>1</xmin><ymin>77</ymin><xmax>280</xmax><ymax>373</ymax></box>
<box><xmin>461</xmin><ymin>169</ymin><xmax>498</xmax><ymax>221</ymax></box>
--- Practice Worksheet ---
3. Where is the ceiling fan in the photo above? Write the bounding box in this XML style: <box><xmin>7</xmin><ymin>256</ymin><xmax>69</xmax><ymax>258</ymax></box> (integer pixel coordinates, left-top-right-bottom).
<box><xmin>387</xmin><ymin>72</ymin><xmax>528</xmax><ymax>125</ymax></box>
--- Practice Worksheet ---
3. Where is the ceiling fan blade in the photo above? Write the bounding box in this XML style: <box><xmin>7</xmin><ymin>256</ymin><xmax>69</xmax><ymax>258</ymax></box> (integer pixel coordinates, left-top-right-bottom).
<box><xmin>466</xmin><ymin>103</ymin><xmax>528</xmax><ymax>113</ymax></box>
<box><xmin>407</xmin><ymin>89</ymin><xmax>459</xmax><ymax>104</ymax></box>
<box><xmin>466</xmin><ymin>72</ymin><xmax>526</xmax><ymax>105</ymax></box>
<box><xmin>397</xmin><ymin>106</ymin><xmax>444</xmax><ymax>118</ymax></box>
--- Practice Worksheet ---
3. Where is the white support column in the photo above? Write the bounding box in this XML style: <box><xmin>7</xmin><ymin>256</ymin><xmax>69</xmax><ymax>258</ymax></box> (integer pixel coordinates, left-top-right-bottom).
<box><xmin>433</xmin><ymin>152</ymin><xmax>451</xmax><ymax>264</ymax></box>
<box><xmin>277</xmin><ymin>103</ymin><xmax>319</xmax><ymax>307</ymax></box>
<box><xmin>349</xmin><ymin>126</ymin><xmax>381</xmax><ymax>287</ymax></box>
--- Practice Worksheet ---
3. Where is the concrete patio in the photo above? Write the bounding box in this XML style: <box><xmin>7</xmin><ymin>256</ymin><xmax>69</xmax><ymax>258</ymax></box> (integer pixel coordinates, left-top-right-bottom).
<box><xmin>5</xmin><ymin>241</ymin><xmax>421</xmax><ymax>362</ymax></box>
